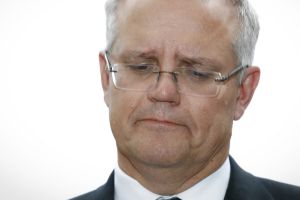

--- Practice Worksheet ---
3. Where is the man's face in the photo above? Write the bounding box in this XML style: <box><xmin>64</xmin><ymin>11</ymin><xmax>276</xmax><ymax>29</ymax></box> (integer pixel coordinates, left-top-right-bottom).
<box><xmin>102</xmin><ymin>0</ymin><xmax>247</xmax><ymax>170</ymax></box>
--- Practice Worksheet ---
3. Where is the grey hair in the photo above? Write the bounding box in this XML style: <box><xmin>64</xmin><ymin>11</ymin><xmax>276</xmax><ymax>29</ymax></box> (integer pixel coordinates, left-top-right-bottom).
<box><xmin>104</xmin><ymin>0</ymin><xmax>259</xmax><ymax>71</ymax></box>
<box><xmin>232</xmin><ymin>0</ymin><xmax>260</xmax><ymax>82</ymax></box>
<box><xmin>104</xmin><ymin>0</ymin><xmax>120</xmax><ymax>52</ymax></box>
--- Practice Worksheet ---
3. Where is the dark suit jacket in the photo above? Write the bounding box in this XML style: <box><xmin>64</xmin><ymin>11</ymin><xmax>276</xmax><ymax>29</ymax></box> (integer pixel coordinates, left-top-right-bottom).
<box><xmin>71</xmin><ymin>157</ymin><xmax>300</xmax><ymax>200</ymax></box>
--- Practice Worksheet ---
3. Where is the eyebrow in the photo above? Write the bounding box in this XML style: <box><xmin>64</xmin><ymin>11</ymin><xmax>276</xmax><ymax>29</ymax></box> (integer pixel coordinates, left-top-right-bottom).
<box><xmin>176</xmin><ymin>53</ymin><xmax>223</xmax><ymax>71</ymax></box>
<box><xmin>118</xmin><ymin>50</ymin><xmax>158</xmax><ymax>62</ymax></box>
<box><xmin>114</xmin><ymin>50</ymin><xmax>223</xmax><ymax>70</ymax></box>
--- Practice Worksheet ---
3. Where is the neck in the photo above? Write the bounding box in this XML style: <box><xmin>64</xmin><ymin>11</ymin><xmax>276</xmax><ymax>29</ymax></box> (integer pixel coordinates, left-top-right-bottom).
<box><xmin>117</xmin><ymin>147</ymin><xmax>229</xmax><ymax>195</ymax></box>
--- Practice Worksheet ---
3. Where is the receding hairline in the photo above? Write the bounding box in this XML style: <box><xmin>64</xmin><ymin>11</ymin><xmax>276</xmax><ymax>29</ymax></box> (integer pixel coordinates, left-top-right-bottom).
<box><xmin>105</xmin><ymin>0</ymin><xmax>260</xmax><ymax>73</ymax></box>
<box><xmin>107</xmin><ymin>0</ymin><xmax>241</xmax><ymax>49</ymax></box>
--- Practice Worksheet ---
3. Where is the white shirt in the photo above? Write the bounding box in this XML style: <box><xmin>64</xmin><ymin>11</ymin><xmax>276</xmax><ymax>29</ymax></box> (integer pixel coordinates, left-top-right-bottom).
<box><xmin>114</xmin><ymin>157</ymin><xmax>231</xmax><ymax>200</ymax></box>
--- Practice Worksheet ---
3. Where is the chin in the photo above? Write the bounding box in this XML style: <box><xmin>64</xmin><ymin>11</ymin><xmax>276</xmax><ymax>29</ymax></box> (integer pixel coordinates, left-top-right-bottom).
<box><xmin>129</xmin><ymin>139</ymin><xmax>190</xmax><ymax>168</ymax></box>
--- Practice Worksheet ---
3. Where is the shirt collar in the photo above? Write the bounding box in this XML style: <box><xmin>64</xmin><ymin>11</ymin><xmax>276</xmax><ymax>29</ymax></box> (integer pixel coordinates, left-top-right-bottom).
<box><xmin>114</xmin><ymin>157</ymin><xmax>230</xmax><ymax>200</ymax></box>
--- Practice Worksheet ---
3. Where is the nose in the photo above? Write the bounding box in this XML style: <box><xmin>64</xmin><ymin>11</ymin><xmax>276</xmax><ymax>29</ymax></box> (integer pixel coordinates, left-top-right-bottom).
<box><xmin>147</xmin><ymin>71</ymin><xmax>180</xmax><ymax>105</ymax></box>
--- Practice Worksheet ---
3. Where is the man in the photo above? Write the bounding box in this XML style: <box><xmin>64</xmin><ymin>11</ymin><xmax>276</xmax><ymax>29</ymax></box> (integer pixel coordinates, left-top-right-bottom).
<box><xmin>72</xmin><ymin>0</ymin><xmax>300</xmax><ymax>199</ymax></box>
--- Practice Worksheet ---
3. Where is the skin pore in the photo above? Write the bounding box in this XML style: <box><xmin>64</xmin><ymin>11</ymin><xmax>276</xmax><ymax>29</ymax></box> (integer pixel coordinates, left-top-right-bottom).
<box><xmin>100</xmin><ymin>0</ymin><xmax>260</xmax><ymax>195</ymax></box>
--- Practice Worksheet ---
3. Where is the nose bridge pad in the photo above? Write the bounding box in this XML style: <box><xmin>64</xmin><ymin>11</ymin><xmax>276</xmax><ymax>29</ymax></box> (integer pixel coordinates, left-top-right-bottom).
<box><xmin>155</xmin><ymin>71</ymin><xmax>161</xmax><ymax>82</ymax></box>
<box><xmin>156</xmin><ymin>71</ymin><xmax>178</xmax><ymax>83</ymax></box>
<box><xmin>171</xmin><ymin>72</ymin><xmax>178</xmax><ymax>82</ymax></box>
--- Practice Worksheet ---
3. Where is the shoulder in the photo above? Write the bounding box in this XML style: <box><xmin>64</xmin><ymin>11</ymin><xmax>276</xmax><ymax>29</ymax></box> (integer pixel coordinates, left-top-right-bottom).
<box><xmin>258</xmin><ymin>177</ymin><xmax>300</xmax><ymax>199</ymax></box>
<box><xmin>70</xmin><ymin>172</ymin><xmax>115</xmax><ymax>200</ymax></box>
<box><xmin>226</xmin><ymin>157</ymin><xmax>300</xmax><ymax>200</ymax></box>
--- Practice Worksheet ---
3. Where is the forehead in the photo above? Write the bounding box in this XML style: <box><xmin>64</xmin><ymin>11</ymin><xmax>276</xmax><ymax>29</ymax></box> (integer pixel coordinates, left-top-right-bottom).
<box><xmin>112</xmin><ymin>0</ymin><xmax>238</xmax><ymax>66</ymax></box>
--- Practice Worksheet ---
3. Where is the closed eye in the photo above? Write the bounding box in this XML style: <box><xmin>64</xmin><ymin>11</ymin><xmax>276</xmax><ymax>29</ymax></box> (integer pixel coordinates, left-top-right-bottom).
<box><xmin>125</xmin><ymin>64</ymin><xmax>155</xmax><ymax>73</ymax></box>
<box><xmin>185</xmin><ymin>69</ymin><xmax>211</xmax><ymax>80</ymax></box>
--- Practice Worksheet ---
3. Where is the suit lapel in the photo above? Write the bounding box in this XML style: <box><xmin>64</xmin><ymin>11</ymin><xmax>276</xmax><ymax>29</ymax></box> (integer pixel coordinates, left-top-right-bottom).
<box><xmin>92</xmin><ymin>172</ymin><xmax>115</xmax><ymax>200</ymax></box>
<box><xmin>224</xmin><ymin>157</ymin><xmax>274</xmax><ymax>200</ymax></box>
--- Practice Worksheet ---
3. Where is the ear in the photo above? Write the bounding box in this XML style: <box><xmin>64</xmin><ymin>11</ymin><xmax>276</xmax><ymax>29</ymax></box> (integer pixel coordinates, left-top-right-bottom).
<box><xmin>99</xmin><ymin>52</ymin><xmax>110</xmax><ymax>107</ymax></box>
<box><xmin>234</xmin><ymin>66</ymin><xmax>260</xmax><ymax>120</ymax></box>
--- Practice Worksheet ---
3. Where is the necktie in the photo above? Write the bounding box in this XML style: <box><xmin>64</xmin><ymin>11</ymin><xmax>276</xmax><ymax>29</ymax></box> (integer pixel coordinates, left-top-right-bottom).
<box><xmin>156</xmin><ymin>197</ymin><xmax>182</xmax><ymax>200</ymax></box>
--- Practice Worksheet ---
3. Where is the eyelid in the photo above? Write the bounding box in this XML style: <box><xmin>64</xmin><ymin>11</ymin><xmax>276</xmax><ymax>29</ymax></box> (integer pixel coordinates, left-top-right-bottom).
<box><xmin>124</xmin><ymin>63</ymin><xmax>160</xmax><ymax>71</ymax></box>
<box><xmin>131</xmin><ymin>63</ymin><xmax>155</xmax><ymax>65</ymax></box>
<box><xmin>123</xmin><ymin>60</ymin><xmax>156</xmax><ymax>66</ymax></box>
<box><xmin>122</xmin><ymin>56</ymin><xmax>158</xmax><ymax>64</ymax></box>
<box><xmin>180</xmin><ymin>59</ymin><xmax>220</xmax><ymax>72</ymax></box>
<box><xmin>180</xmin><ymin>67</ymin><xmax>215</xmax><ymax>75</ymax></box>
<box><xmin>125</xmin><ymin>63</ymin><xmax>158</xmax><ymax>69</ymax></box>
<box><xmin>179</xmin><ymin>64</ymin><xmax>217</xmax><ymax>73</ymax></box>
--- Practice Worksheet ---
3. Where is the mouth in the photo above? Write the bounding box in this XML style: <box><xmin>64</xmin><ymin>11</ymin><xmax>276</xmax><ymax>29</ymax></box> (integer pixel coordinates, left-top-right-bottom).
<box><xmin>136</xmin><ymin>118</ymin><xmax>182</xmax><ymax>127</ymax></box>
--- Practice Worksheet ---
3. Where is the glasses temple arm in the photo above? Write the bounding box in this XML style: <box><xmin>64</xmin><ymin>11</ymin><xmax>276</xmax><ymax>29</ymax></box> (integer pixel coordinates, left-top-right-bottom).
<box><xmin>104</xmin><ymin>51</ymin><xmax>113</xmax><ymax>71</ymax></box>
<box><xmin>216</xmin><ymin>65</ymin><xmax>249</xmax><ymax>82</ymax></box>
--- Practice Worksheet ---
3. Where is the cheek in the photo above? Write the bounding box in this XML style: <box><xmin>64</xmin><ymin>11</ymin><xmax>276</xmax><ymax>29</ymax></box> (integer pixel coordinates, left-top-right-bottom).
<box><xmin>188</xmin><ymin>96</ymin><xmax>235</xmax><ymax>148</ymax></box>
<box><xmin>108</xmin><ymin>89</ymin><xmax>144</xmax><ymax>141</ymax></box>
